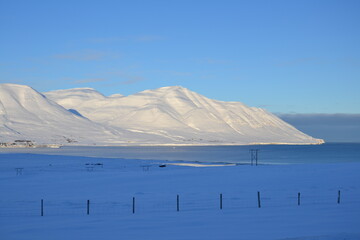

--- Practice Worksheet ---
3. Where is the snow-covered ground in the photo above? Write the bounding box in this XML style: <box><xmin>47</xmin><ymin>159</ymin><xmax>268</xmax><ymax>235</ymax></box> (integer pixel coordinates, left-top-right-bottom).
<box><xmin>1</xmin><ymin>152</ymin><xmax>359</xmax><ymax>240</ymax></box>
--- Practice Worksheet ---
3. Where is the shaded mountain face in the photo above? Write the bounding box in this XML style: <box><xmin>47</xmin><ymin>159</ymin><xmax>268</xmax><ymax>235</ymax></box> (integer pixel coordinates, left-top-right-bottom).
<box><xmin>44</xmin><ymin>86</ymin><xmax>324</xmax><ymax>145</ymax></box>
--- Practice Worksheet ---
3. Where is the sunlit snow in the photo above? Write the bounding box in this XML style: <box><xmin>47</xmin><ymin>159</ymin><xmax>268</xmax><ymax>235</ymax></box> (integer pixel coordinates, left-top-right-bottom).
<box><xmin>1</xmin><ymin>84</ymin><xmax>324</xmax><ymax>145</ymax></box>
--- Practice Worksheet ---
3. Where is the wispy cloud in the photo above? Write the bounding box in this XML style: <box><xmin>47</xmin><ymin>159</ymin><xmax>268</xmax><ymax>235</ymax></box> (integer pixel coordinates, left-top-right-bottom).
<box><xmin>62</xmin><ymin>70</ymin><xmax>145</xmax><ymax>87</ymax></box>
<box><xmin>53</xmin><ymin>50</ymin><xmax>116</xmax><ymax>61</ymax></box>
<box><xmin>73</xmin><ymin>78</ymin><xmax>107</xmax><ymax>84</ymax></box>
<box><xmin>120</xmin><ymin>76</ymin><xmax>144</xmax><ymax>85</ymax></box>
<box><xmin>54</xmin><ymin>77</ymin><xmax>108</xmax><ymax>85</ymax></box>
<box><xmin>101</xmin><ymin>71</ymin><xmax>145</xmax><ymax>85</ymax></box>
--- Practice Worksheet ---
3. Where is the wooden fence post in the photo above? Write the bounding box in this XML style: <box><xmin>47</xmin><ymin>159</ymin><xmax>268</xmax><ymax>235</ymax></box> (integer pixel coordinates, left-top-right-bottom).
<box><xmin>133</xmin><ymin>197</ymin><xmax>135</xmax><ymax>214</ymax></box>
<box><xmin>220</xmin><ymin>193</ymin><xmax>223</xmax><ymax>210</ymax></box>
<box><xmin>87</xmin><ymin>200</ymin><xmax>90</xmax><ymax>215</ymax></box>
<box><xmin>177</xmin><ymin>195</ymin><xmax>180</xmax><ymax>212</ymax></box>
<box><xmin>257</xmin><ymin>191</ymin><xmax>261</xmax><ymax>208</ymax></box>
<box><xmin>298</xmin><ymin>192</ymin><xmax>301</xmax><ymax>206</ymax></box>
<box><xmin>41</xmin><ymin>199</ymin><xmax>44</xmax><ymax>216</ymax></box>
<box><xmin>337</xmin><ymin>190</ymin><xmax>341</xmax><ymax>204</ymax></box>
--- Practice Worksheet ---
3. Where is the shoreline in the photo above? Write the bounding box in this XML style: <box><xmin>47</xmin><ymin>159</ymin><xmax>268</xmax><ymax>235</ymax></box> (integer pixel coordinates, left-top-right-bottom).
<box><xmin>0</xmin><ymin>141</ymin><xmax>325</xmax><ymax>149</ymax></box>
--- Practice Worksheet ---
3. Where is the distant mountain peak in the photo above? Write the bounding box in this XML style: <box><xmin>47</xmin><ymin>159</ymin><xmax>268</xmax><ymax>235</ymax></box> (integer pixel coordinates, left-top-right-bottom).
<box><xmin>47</xmin><ymin>87</ymin><xmax>102</xmax><ymax>94</ymax></box>
<box><xmin>159</xmin><ymin>85</ymin><xmax>187</xmax><ymax>90</ymax></box>
<box><xmin>136</xmin><ymin>86</ymin><xmax>198</xmax><ymax>99</ymax></box>
<box><xmin>45</xmin><ymin>87</ymin><xmax>125</xmax><ymax>99</ymax></box>
<box><xmin>138</xmin><ymin>85</ymin><xmax>186</xmax><ymax>93</ymax></box>
<box><xmin>0</xmin><ymin>83</ymin><xmax>37</xmax><ymax>92</ymax></box>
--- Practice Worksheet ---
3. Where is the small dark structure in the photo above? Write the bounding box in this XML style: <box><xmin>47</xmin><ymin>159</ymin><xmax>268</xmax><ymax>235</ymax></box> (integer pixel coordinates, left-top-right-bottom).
<box><xmin>15</xmin><ymin>168</ymin><xmax>24</xmax><ymax>175</ymax></box>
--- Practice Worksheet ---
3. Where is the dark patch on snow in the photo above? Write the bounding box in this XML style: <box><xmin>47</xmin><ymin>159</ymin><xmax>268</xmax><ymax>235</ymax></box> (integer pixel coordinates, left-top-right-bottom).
<box><xmin>68</xmin><ymin>109</ymin><xmax>85</xmax><ymax>118</ymax></box>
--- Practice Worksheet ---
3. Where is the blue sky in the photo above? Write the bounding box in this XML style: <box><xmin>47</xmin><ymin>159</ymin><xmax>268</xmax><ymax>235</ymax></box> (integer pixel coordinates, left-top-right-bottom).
<box><xmin>0</xmin><ymin>0</ymin><xmax>359</xmax><ymax>114</ymax></box>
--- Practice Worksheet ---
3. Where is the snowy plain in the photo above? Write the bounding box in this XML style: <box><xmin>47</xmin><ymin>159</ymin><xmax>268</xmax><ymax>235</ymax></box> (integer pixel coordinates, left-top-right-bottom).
<box><xmin>1</xmin><ymin>147</ymin><xmax>360</xmax><ymax>240</ymax></box>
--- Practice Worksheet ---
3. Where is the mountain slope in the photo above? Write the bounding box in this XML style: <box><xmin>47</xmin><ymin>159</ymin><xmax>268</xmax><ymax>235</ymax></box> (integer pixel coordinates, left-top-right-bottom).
<box><xmin>45</xmin><ymin>86</ymin><xmax>324</xmax><ymax>145</ymax></box>
<box><xmin>0</xmin><ymin>84</ymin><xmax>168</xmax><ymax>145</ymax></box>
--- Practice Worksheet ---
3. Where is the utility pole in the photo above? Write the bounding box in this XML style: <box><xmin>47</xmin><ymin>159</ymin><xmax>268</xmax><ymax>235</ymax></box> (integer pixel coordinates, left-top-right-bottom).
<box><xmin>250</xmin><ymin>149</ymin><xmax>259</xmax><ymax>166</ymax></box>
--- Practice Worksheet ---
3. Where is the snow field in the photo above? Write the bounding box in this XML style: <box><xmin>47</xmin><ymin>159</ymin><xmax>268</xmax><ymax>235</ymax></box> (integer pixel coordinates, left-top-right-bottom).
<box><xmin>0</xmin><ymin>153</ymin><xmax>359</xmax><ymax>239</ymax></box>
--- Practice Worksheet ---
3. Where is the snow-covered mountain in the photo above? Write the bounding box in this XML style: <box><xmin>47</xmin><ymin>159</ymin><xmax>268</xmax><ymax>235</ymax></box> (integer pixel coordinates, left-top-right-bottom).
<box><xmin>44</xmin><ymin>85</ymin><xmax>324</xmax><ymax>145</ymax></box>
<box><xmin>0</xmin><ymin>84</ymin><xmax>168</xmax><ymax>145</ymax></box>
<box><xmin>0</xmin><ymin>83</ymin><xmax>324</xmax><ymax>145</ymax></box>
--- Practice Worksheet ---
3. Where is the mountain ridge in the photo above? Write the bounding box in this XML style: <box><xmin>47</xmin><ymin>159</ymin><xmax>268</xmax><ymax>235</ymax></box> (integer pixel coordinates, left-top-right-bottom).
<box><xmin>44</xmin><ymin>85</ymin><xmax>324</xmax><ymax>145</ymax></box>
<box><xmin>0</xmin><ymin>83</ymin><xmax>168</xmax><ymax>145</ymax></box>
<box><xmin>0</xmin><ymin>83</ymin><xmax>324</xmax><ymax>145</ymax></box>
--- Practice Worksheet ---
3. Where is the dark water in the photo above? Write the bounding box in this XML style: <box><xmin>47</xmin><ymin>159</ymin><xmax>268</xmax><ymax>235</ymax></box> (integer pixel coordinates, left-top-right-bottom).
<box><xmin>1</xmin><ymin>143</ymin><xmax>360</xmax><ymax>164</ymax></box>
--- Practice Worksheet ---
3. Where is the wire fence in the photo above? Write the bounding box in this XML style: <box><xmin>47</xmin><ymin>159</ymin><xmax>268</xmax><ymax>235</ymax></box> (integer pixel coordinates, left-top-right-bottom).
<box><xmin>1</xmin><ymin>189</ymin><xmax>358</xmax><ymax>217</ymax></box>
